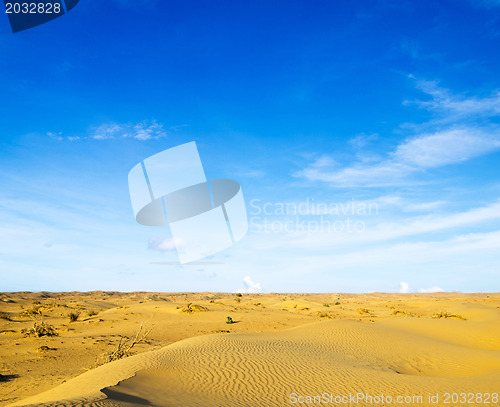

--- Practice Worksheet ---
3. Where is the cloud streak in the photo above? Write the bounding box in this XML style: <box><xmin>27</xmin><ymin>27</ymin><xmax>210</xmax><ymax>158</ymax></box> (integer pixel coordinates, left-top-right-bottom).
<box><xmin>92</xmin><ymin>120</ymin><xmax>167</xmax><ymax>141</ymax></box>
<box><xmin>295</xmin><ymin>82</ymin><xmax>500</xmax><ymax>187</ymax></box>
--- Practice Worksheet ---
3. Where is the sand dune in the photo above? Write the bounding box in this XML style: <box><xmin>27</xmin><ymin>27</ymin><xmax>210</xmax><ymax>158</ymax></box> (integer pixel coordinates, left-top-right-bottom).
<box><xmin>1</xmin><ymin>292</ymin><xmax>499</xmax><ymax>406</ymax></box>
<box><xmin>9</xmin><ymin>320</ymin><xmax>500</xmax><ymax>406</ymax></box>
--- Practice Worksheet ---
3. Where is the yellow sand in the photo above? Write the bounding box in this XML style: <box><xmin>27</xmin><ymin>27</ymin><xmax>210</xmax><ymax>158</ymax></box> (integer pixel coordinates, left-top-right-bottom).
<box><xmin>1</xmin><ymin>292</ymin><xmax>499</xmax><ymax>406</ymax></box>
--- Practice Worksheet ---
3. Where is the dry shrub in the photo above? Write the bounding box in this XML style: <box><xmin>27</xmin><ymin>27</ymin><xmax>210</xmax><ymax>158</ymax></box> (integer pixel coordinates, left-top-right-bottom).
<box><xmin>177</xmin><ymin>303</ymin><xmax>209</xmax><ymax>313</ymax></box>
<box><xmin>68</xmin><ymin>311</ymin><xmax>80</xmax><ymax>322</ymax></box>
<box><xmin>22</xmin><ymin>321</ymin><xmax>58</xmax><ymax>337</ymax></box>
<box><xmin>37</xmin><ymin>345</ymin><xmax>55</xmax><ymax>352</ymax></box>
<box><xmin>19</xmin><ymin>303</ymin><xmax>43</xmax><ymax>318</ymax></box>
<box><xmin>391</xmin><ymin>310</ymin><xmax>414</xmax><ymax>317</ymax></box>
<box><xmin>432</xmin><ymin>311</ymin><xmax>466</xmax><ymax>320</ymax></box>
<box><xmin>39</xmin><ymin>302</ymin><xmax>68</xmax><ymax>311</ymax></box>
<box><xmin>357</xmin><ymin>308</ymin><xmax>370</xmax><ymax>314</ymax></box>
<box><xmin>91</xmin><ymin>323</ymin><xmax>153</xmax><ymax>368</ymax></box>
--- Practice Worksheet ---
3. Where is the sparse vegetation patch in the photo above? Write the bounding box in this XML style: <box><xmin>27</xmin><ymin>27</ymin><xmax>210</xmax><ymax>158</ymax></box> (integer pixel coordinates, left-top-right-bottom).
<box><xmin>22</xmin><ymin>321</ymin><xmax>58</xmax><ymax>337</ymax></box>
<box><xmin>68</xmin><ymin>311</ymin><xmax>80</xmax><ymax>322</ymax></box>
<box><xmin>177</xmin><ymin>303</ymin><xmax>209</xmax><ymax>313</ymax></box>
<box><xmin>91</xmin><ymin>323</ymin><xmax>153</xmax><ymax>368</ymax></box>
<box><xmin>432</xmin><ymin>311</ymin><xmax>466</xmax><ymax>320</ymax></box>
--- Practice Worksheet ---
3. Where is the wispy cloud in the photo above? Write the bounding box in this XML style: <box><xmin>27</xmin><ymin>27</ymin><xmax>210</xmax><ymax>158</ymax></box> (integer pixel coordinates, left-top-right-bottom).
<box><xmin>296</xmin><ymin>127</ymin><xmax>500</xmax><ymax>187</ymax></box>
<box><xmin>48</xmin><ymin>120</ymin><xmax>168</xmax><ymax>142</ymax></box>
<box><xmin>250</xmin><ymin>200</ymin><xmax>500</xmax><ymax>253</ymax></box>
<box><xmin>295</xmin><ymin>82</ymin><xmax>500</xmax><ymax>187</ymax></box>
<box><xmin>393</xmin><ymin>128</ymin><xmax>500</xmax><ymax>168</ymax></box>
<box><xmin>47</xmin><ymin>131</ymin><xmax>80</xmax><ymax>141</ymax></box>
<box><xmin>92</xmin><ymin>120</ymin><xmax>167</xmax><ymax>141</ymax></box>
<box><xmin>406</xmin><ymin>79</ymin><xmax>500</xmax><ymax>122</ymax></box>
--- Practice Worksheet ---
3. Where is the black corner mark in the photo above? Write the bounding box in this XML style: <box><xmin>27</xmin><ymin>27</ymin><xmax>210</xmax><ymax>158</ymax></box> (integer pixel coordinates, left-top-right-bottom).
<box><xmin>3</xmin><ymin>0</ymin><xmax>79</xmax><ymax>33</ymax></box>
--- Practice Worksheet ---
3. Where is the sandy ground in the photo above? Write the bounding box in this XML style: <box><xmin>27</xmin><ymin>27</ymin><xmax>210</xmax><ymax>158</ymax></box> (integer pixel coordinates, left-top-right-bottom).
<box><xmin>0</xmin><ymin>292</ymin><xmax>499</xmax><ymax>406</ymax></box>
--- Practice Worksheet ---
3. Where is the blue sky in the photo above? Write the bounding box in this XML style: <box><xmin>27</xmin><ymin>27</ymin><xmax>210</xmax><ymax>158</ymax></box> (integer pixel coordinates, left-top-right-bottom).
<box><xmin>1</xmin><ymin>0</ymin><xmax>500</xmax><ymax>293</ymax></box>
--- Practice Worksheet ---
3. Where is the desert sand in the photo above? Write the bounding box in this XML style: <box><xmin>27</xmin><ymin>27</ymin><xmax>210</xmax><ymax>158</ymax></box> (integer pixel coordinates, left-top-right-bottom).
<box><xmin>1</xmin><ymin>292</ymin><xmax>499</xmax><ymax>406</ymax></box>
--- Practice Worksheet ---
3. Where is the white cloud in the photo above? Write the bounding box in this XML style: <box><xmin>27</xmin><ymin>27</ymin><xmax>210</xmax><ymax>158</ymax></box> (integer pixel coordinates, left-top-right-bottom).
<box><xmin>288</xmin><ymin>230</ymin><xmax>500</xmax><ymax>272</ymax></box>
<box><xmin>399</xmin><ymin>281</ymin><xmax>410</xmax><ymax>293</ymax></box>
<box><xmin>404</xmin><ymin>201</ymin><xmax>446</xmax><ymax>212</ymax></box>
<box><xmin>48</xmin><ymin>120</ymin><xmax>168</xmax><ymax>142</ymax></box>
<box><xmin>410</xmin><ymin>79</ymin><xmax>500</xmax><ymax>120</ymax></box>
<box><xmin>47</xmin><ymin>131</ymin><xmax>63</xmax><ymax>140</ymax></box>
<box><xmin>260</xmin><ymin>200</ymin><xmax>500</xmax><ymax>252</ymax></box>
<box><xmin>349</xmin><ymin>133</ymin><xmax>378</xmax><ymax>149</ymax></box>
<box><xmin>418</xmin><ymin>286</ymin><xmax>444</xmax><ymax>293</ymax></box>
<box><xmin>295</xmin><ymin>127</ymin><xmax>500</xmax><ymax>187</ymax></box>
<box><xmin>92</xmin><ymin>120</ymin><xmax>167</xmax><ymax>140</ymax></box>
<box><xmin>148</xmin><ymin>237</ymin><xmax>186</xmax><ymax>252</ymax></box>
<box><xmin>295</xmin><ymin>82</ymin><xmax>500</xmax><ymax>187</ymax></box>
<box><xmin>237</xmin><ymin>276</ymin><xmax>263</xmax><ymax>293</ymax></box>
<box><xmin>393</xmin><ymin>128</ymin><xmax>500</xmax><ymax>168</ymax></box>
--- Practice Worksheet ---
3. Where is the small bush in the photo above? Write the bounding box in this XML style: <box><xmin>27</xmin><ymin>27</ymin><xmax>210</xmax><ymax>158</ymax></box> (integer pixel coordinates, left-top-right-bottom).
<box><xmin>87</xmin><ymin>309</ymin><xmax>98</xmax><ymax>317</ymax></box>
<box><xmin>323</xmin><ymin>303</ymin><xmax>330</xmax><ymax>307</ymax></box>
<box><xmin>335</xmin><ymin>302</ymin><xmax>340</xmax><ymax>306</ymax></box>
<box><xmin>236</xmin><ymin>293</ymin><xmax>242</xmax><ymax>297</ymax></box>
<box><xmin>226</xmin><ymin>316</ymin><xmax>235</xmax><ymax>324</ymax></box>
<box><xmin>68</xmin><ymin>311</ymin><xmax>80</xmax><ymax>322</ymax></box>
